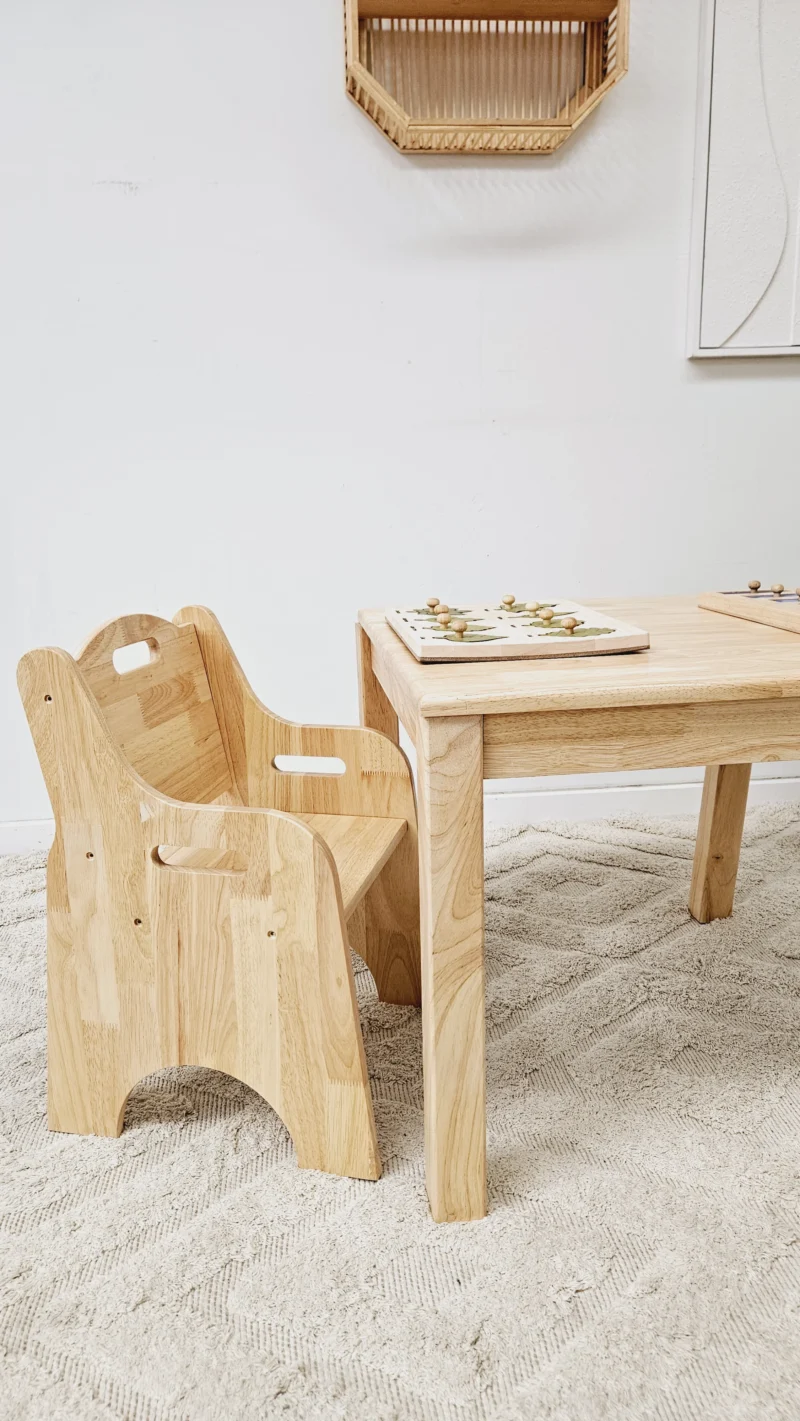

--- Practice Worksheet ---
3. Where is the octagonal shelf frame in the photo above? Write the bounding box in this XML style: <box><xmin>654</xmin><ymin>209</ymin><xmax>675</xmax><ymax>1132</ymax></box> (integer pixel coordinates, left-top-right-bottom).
<box><xmin>345</xmin><ymin>0</ymin><xmax>629</xmax><ymax>154</ymax></box>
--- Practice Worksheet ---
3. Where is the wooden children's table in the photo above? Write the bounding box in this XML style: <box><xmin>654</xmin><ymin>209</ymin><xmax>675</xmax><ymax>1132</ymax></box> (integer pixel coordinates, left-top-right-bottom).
<box><xmin>357</xmin><ymin>596</ymin><xmax>800</xmax><ymax>1223</ymax></box>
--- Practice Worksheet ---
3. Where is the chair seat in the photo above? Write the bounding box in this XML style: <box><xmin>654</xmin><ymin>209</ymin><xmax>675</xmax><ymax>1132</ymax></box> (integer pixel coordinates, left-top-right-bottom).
<box><xmin>156</xmin><ymin>812</ymin><xmax>407</xmax><ymax>919</ymax></box>
<box><xmin>299</xmin><ymin>814</ymin><xmax>407</xmax><ymax>919</ymax></box>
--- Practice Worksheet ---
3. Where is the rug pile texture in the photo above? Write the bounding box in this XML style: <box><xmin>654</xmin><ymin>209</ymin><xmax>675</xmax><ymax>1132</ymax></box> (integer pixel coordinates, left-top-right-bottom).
<box><xmin>2</xmin><ymin>808</ymin><xmax>800</xmax><ymax>1420</ymax></box>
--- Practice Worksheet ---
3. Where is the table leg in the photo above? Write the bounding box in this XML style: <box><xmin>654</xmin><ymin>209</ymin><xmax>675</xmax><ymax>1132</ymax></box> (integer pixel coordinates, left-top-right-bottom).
<box><xmin>356</xmin><ymin>625</ymin><xmax>399</xmax><ymax>744</ymax></box>
<box><xmin>417</xmin><ymin>715</ymin><xmax>486</xmax><ymax>1222</ymax></box>
<box><xmin>689</xmin><ymin>763</ymin><xmax>752</xmax><ymax>923</ymax></box>
<box><xmin>355</xmin><ymin>625</ymin><xmax>420</xmax><ymax>1006</ymax></box>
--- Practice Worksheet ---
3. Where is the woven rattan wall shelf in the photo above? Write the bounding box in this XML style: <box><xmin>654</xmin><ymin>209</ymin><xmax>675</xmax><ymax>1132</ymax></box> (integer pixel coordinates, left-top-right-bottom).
<box><xmin>345</xmin><ymin>0</ymin><xmax>629</xmax><ymax>154</ymax></box>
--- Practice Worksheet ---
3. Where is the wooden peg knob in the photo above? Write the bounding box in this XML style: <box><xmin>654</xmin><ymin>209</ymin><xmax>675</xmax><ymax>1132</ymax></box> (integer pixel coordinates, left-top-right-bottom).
<box><xmin>525</xmin><ymin>601</ymin><xmax>540</xmax><ymax>614</ymax></box>
<box><xmin>451</xmin><ymin>619</ymin><xmax>468</xmax><ymax>639</ymax></box>
<box><xmin>748</xmin><ymin>580</ymin><xmax>761</xmax><ymax>592</ymax></box>
<box><xmin>502</xmin><ymin>595</ymin><xmax>516</xmax><ymax>609</ymax></box>
<box><xmin>426</xmin><ymin>597</ymin><xmax>440</xmax><ymax>610</ymax></box>
<box><xmin>561</xmin><ymin>617</ymin><xmax>579</xmax><ymax>634</ymax></box>
<box><xmin>771</xmin><ymin>584</ymin><xmax>785</xmax><ymax>596</ymax></box>
<box><xmin>437</xmin><ymin>612</ymin><xmax>451</xmax><ymax>627</ymax></box>
<box><xmin>434</xmin><ymin>603</ymin><xmax>449</xmax><ymax>616</ymax></box>
<box><xmin>540</xmin><ymin>608</ymin><xmax>555</xmax><ymax>623</ymax></box>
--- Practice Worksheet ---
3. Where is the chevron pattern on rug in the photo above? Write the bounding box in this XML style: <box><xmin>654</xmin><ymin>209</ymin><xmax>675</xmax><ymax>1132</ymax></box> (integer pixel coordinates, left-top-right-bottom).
<box><xmin>2</xmin><ymin>808</ymin><xmax>800</xmax><ymax>1420</ymax></box>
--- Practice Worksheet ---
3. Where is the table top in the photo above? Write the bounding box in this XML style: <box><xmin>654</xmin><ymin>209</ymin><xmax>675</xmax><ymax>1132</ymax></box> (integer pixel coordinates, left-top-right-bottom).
<box><xmin>360</xmin><ymin>597</ymin><xmax>800</xmax><ymax>718</ymax></box>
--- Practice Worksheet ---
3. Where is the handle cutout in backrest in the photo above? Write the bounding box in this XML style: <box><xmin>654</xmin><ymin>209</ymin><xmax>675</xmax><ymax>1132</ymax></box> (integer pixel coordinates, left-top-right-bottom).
<box><xmin>273</xmin><ymin>755</ymin><xmax>346</xmax><ymax>777</ymax></box>
<box><xmin>113</xmin><ymin>640</ymin><xmax>157</xmax><ymax>675</ymax></box>
<box><xmin>77</xmin><ymin>613</ymin><xmax>180</xmax><ymax>678</ymax></box>
<box><xmin>153</xmin><ymin>845</ymin><xmax>248</xmax><ymax>875</ymax></box>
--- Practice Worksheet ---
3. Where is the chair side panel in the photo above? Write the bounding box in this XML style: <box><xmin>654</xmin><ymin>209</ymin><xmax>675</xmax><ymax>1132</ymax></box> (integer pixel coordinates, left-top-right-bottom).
<box><xmin>18</xmin><ymin>649</ymin><xmax>167</xmax><ymax>1134</ymax></box>
<box><xmin>175</xmin><ymin>605</ymin><xmax>416</xmax><ymax>819</ymax></box>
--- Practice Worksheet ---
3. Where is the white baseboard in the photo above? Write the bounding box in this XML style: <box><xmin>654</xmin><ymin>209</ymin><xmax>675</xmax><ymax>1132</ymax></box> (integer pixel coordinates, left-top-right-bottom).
<box><xmin>484</xmin><ymin>776</ymin><xmax>800</xmax><ymax>827</ymax></box>
<box><xmin>3</xmin><ymin>776</ymin><xmax>800</xmax><ymax>856</ymax></box>
<box><xmin>0</xmin><ymin>820</ymin><xmax>55</xmax><ymax>855</ymax></box>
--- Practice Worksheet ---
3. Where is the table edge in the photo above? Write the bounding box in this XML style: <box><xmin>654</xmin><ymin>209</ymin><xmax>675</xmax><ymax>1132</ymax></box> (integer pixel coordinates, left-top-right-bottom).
<box><xmin>358</xmin><ymin>610</ymin><xmax>800</xmax><ymax>718</ymax></box>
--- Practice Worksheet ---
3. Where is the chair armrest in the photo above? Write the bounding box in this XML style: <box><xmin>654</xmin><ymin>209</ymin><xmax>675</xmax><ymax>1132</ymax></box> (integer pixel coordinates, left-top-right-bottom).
<box><xmin>149</xmin><ymin>795</ymin><xmax>341</xmax><ymax>900</ymax></box>
<box><xmin>17</xmin><ymin>645</ymin><xmax>339</xmax><ymax>885</ymax></box>
<box><xmin>174</xmin><ymin>605</ymin><xmax>417</xmax><ymax>822</ymax></box>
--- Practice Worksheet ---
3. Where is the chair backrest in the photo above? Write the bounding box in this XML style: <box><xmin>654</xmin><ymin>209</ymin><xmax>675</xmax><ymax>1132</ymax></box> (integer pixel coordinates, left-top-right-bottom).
<box><xmin>76</xmin><ymin>613</ymin><xmax>237</xmax><ymax>805</ymax></box>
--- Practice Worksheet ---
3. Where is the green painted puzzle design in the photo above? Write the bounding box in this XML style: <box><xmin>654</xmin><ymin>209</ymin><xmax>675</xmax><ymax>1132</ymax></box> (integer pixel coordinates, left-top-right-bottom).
<box><xmin>443</xmin><ymin>632</ymin><xmax>507</xmax><ymax>643</ymax></box>
<box><xmin>494</xmin><ymin>603</ymin><xmax>557</xmax><ymax>615</ymax></box>
<box><xmin>525</xmin><ymin>616</ymin><xmax>574</xmax><ymax>629</ymax></box>
<box><xmin>543</xmin><ymin>626</ymin><xmax>614</xmax><ymax>638</ymax></box>
<box><xmin>409</xmin><ymin>607</ymin><xmax>471</xmax><ymax>618</ymax></box>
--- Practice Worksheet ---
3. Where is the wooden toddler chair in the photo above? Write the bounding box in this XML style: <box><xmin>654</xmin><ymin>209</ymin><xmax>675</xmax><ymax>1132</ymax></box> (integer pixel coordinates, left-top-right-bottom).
<box><xmin>18</xmin><ymin>606</ymin><xmax>421</xmax><ymax>1180</ymax></box>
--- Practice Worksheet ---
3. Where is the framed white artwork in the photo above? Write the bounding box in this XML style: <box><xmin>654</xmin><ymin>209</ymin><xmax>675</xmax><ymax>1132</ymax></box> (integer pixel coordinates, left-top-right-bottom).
<box><xmin>688</xmin><ymin>0</ymin><xmax>800</xmax><ymax>358</ymax></box>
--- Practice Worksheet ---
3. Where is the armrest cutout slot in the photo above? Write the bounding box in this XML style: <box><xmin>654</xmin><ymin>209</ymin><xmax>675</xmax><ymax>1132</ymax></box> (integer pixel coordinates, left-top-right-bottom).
<box><xmin>152</xmin><ymin>845</ymin><xmax>248</xmax><ymax>875</ymax></box>
<box><xmin>273</xmin><ymin>755</ymin><xmax>346</xmax><ymax>777</ymax></box>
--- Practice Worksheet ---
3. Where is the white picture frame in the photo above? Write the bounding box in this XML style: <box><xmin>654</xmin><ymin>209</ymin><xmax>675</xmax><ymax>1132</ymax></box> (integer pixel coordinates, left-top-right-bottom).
<box><xmin>687</xmin><ymin>0</ymin><xmax>800</xmax><ymax>359</ymax></box>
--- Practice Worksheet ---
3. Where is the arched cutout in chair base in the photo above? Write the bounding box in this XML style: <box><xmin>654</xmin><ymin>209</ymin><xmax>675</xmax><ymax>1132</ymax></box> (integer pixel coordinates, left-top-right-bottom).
<box><xmin>120</xmin><ymin>1065</ymin><xmax>295</xmax><ymax>1150</ymax></box>
<box><xmin>52</xmin><ymin>1062</ymin><xmax>382</xmax><ymax>1183</ymax></box>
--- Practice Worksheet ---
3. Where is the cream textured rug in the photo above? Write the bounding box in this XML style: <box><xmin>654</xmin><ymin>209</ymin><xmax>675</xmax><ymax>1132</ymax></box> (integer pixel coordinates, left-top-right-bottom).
<box><xmin>2</xmin><ymin>807</ymin><xmax>800</xmax><ymax>1421</ymax></box>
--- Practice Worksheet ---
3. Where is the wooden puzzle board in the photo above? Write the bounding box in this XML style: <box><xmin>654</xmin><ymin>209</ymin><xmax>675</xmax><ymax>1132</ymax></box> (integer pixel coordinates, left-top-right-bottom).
<box><xmin>699</xmin><ymin>590</ymin><xmax>800</xmax><ymax>635</ymax></box>
<box><xmin>386</xmin><ymin>601</ymin><xmax>650</xmax><ymax>663</ymax></box>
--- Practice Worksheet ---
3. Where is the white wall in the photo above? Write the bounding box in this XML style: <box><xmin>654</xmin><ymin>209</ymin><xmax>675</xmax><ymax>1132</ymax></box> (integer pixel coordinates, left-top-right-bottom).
<box><xmin>3</xmin><ymin>0</ymin><xmax>800</xmax><ymax>836</ymax></box>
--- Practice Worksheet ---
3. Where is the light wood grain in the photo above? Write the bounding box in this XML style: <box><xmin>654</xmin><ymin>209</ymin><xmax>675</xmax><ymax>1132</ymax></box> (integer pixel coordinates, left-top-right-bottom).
<box><xmin>358</xmin><ymin>591</ymin><xmax>798</xmax><ymax>1221</ymax></box>
<box><xmin>346</xmin><ymin>0</ymin><xmax>627</xmax><ymax>154</ymax></box>
<box><xmin>359</xmin><ymin>832</ymin><xmax>422</xmax><ymax>1006</ymax></box>
<box><xmin>417</xmin><ymin>716</ymin><xmax>486</xmax><ymax>1223</ymax></box>
<box><xmin>699</xmin><ymin>591</ymin><xmax>800</xmax><ymax>637</ymax></box>
<box><xmin>356</xmin><ymin>622</ymin><xmax>422</xmax><ymax>1006</ymax></box>
<box><xmin>366</xmin><ymin>628</ymin><xmax>423</xmax><ymax>747</ymax></box>
<box><xmin>360</xmin><ymin>599</ymin><xmax>800</xmax><ymax>717</ymax></box>
<box><xmin>359</xmin><ymin>1</ymin><xmax>616</xmax><ymax>20</ymax></box>
<box><xmin>18</xmin><ymin>607</ymin><xmax>424</xmax><ymax>1180</ymax></box>
<box><xmin>357</xmin><ymin>623</ymin><xmax>399</xmax><ymax>743</ymax></box>
<box><xmin>689</xmin><ymin>765</ymin><xmax>752</xmax><ymax>923</ymax></box>
<box><xmin>156</xmin><ymin>813</ymin><xmax>406</xmax><ymax>920</ymax></box>
<box><xmin>483</xmin><ymin>699</ymin><xmax>800</xmax><ymax>778</ymax></box>
<box><xmin>19</xmin><ymin>648</ymin><xmax>381</xmax><ymax>1177</ymax></box>
<box><xmin>77</xmin><ymin>613</ymin><xmax>233</xmax><ymax>805</ymax></box>
<box><xmin>176</xmin><ymin>606</ymin><xmax>414</xmax><ymax>817</ymax></box>
<box><xmin>612</xmin><ymin>0</ymin><xmax>628</xmax><ymax>72</ymax></box>
<box><xmin>178</xmin><ymin>607</ymin><xmax>421</xmax><ymax>1006</ymax></box>
<box><xmin>297</xmin><ymin>813</ymin><xmax>407</xmax><ymax>918</ymax></box>
<box><xmin>585</xmin><ymin>19</ymin><xmax>605</xmax><ymax>88</ymax></box>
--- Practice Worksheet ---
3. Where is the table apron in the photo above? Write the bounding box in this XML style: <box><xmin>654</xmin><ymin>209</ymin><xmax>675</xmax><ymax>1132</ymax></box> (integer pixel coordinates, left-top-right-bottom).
<box><xmin>482</xmin><ymin>699</ymin><xmax>800</xmax><ymax>778</ymax></box>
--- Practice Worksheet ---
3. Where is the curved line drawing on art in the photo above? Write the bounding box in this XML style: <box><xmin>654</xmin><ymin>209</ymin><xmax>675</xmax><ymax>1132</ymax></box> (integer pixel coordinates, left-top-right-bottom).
<box><xmin>723</xmin><ymin>0</ymin><xmax>792</xmax><ymax>346</ymax></box>
<box><xmin>700</xmin><ymin>0</ymin><xmax>788</xmax><ymax>349</ymax></box>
